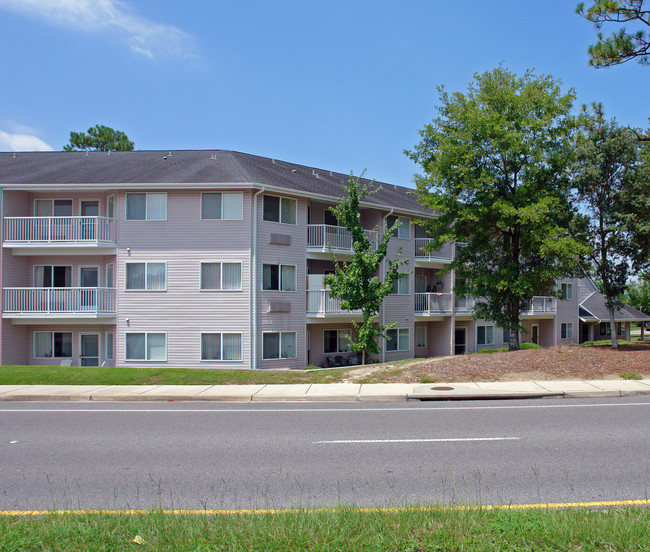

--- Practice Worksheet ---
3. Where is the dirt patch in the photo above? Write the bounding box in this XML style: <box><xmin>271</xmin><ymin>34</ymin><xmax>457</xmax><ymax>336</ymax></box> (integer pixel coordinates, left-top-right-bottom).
<box><xmin>342</xmin><ymin>344</ymin><xmax>650</xmax><ymax>383</ymax></box>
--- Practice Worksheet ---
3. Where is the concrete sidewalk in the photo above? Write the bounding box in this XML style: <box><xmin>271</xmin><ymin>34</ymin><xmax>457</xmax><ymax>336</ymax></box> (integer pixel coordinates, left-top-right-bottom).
<box><xmin>0</xmin><ymin>379</ymin><xmax>649</xmax><ymax>402</ymax></box>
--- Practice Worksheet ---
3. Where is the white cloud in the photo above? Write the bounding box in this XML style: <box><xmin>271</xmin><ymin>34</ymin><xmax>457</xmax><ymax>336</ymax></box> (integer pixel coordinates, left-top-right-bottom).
<box><xmin>0</xmin><ymin>0</ymin><xmax>197</xmax><ymax>60</ymax></box>
<box><xmin>0</xmin><ymin>130</ymin><xmax>54</xmax><ymax>151</ymax></box>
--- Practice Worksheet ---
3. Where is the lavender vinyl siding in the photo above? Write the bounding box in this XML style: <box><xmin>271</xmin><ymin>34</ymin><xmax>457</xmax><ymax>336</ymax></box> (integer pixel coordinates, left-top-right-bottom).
<box><xmin>116</xmin><ymin>190</ymin><xmax>252</xmax><ymax>368</ymax></box>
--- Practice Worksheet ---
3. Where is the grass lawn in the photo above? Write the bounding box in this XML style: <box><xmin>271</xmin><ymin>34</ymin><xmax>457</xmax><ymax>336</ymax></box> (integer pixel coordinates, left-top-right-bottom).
<box><xmin>0</xmin><ymin>364</ymin><xmax>351</xmax><ymax>386</ymax></box>
<box><xmin>1</xmin><ymin>507</ymin><xmax>648</xmax><ymax>552</ymax></box>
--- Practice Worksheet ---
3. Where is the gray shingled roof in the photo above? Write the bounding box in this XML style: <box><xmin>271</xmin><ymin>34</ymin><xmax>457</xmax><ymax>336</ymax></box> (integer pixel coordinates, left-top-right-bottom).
<box><xmin>0</xmin><ymin>150</ymin><xmax>430</xmax><ymax>215</ymax></box>
<box><xmin>580</xmin><ymin>292</ymin><xmax>650</xmax><ymax>322</ymax></box>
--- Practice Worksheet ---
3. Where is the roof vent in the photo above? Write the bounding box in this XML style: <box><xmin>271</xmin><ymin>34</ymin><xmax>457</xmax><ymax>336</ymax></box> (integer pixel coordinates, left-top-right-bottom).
<box><xmin>292</xmin><ymin>169</ymin><xmax>297</xmax><ymax>173</ymax></box>
<box><xmin>210</xmin><ymin>154</ymin><xmax>217</xmax><ymax>160</ymax></box>
<box><xmin>312</xmin><ymin>169</ymin><xmax>319</xmax><ymax>178</ymax></box>
<box><xmin>272</xmin><ymin>158</ymin><xmax>277</xmax><ymax>164</ymax></box>
<box><xmin>12</xmin><ymin>152</ymin><xmax>16</xmax><ymax>158</ymax></box>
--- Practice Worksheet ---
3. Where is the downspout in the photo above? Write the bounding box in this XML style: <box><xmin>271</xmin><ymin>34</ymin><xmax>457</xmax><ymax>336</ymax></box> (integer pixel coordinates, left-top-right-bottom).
<box><xmin>251</xmin><ymin>186</ymin><xmax>266</xmax><ymax>369</ymax></box>
<box><xmin>450</xmin><ymin>241</ymin><xmax>456</xmax><ymax>356</ymax></box>
<box><xmin>381</xmin><ymin>208</ymin><xmax>395</xmax><ymax>364</ymax></box>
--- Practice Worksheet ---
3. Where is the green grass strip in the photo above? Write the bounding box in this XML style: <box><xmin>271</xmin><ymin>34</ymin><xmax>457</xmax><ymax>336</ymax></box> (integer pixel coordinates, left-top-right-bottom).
<box><xmin>1</xmin><ymin>505</ymin><xmax>649</xmax><ymax>551</ymax></box>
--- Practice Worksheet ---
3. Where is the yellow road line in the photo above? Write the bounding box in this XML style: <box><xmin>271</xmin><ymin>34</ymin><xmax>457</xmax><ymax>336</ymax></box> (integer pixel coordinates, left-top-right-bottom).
<box><xmin>1</xmin><ymin>499</ymin><xmax>649</xmax><ymax>516</ymax></box>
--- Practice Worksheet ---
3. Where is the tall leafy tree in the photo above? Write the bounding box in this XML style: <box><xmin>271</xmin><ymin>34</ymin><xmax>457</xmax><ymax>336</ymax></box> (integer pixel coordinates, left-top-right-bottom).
<box><xmin>324</xmin><ymin>173</ymin><xmax>408</xmax><ymax>364</ymax></box>
<box><xmin>572</xmin><ymin>104</ymin><xmax>650</xmax><ymax>347</ymax></box>
<box><xmin>577</xmin><ymin>1</ymin><xmax>650</xmax><ymax>67</ymax></box>
<box><xmin>64</xmin><ymin>125</ymin><xmax>134</xmax><ymax>151</ymax></box>
<box><xmin>406</xmin><ymin>66</ymin><xmax>586</xmax><ymax>351</ymax></box>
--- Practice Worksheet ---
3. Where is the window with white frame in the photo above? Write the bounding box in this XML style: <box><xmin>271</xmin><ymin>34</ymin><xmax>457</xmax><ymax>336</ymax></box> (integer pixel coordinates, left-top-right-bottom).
<box><xmin>415</xmin><ymin>326</ymin><xmax>426</xmax><ymax>348</ymax></box>
<box><xmin>477</xmin><ymin>325</ymin><xmax>494</xmax><ymax>345</ymax></box>
<box><xmin>561</xmin><ymin>283</ymin><xmax>573</xmax><ymax>300</ymax></box>
<box><xmin>125</xmin><ymin>333</ymin><xmax>166</xmax><ymax>361</ymax></box>
<box><xmin>125</xmin><ymin>262</ymin><xmax>166</xmax><ymax>290</ymax></box>
<box><xmin>106</xmin><ymin>264</ymin><xmax>114</xmax><ymax>288</ymax></box>
<box><xmin>34</xmin><ymin>331</ymin><xmax>72</xmax><ymax>358</ymax></box>
<box><xmin>201</xmin><ymin>333</ymin><xmax>242</xmax><ymax>361</ymax></box>
<box><xmin>263</xmin><ymin>332</ymin><xmax>297</xmax><ymax>359</ymax></box>
<box><xmin>34</xmin><ymin>199</ymin><xmax>72</xmax><ymax>217</ymax></box>
<box><xmin>106</xmin><ymin>332</ymin><xmax>114</xmax><ymax>360</ymax></box>
<box><xmin>561</xmin><ymin>323</ymin><xmax>573</xmax><ymax>339</ymax></box>
<box><xmin>263</xmin><ymin>195</ymin><xmax>296</xmax><ymax>224</ymax></box>
<box><xmin>126</xmin><ymin>193</ymin><xmax>167</xmax><ymax>221</ymax></box>
<box><xmin>391</xmin><ymin>273</ymin><xmax>410</xmax><ymax>295</ymax></box>
<box><xmin>201</xmin><ymin>192</ymin><xmax>243</xmax><ymax>220</ymax></box>
<box><xmin>323</xmin><ymin>329</ymin><xmax>351</xmax><ymax>354</ymax></box>
<box><xmin>386</xmin><ymin>328</ymin><xmax>409</xmax><ymax>351</ymax></box>
<box><xmin>387</xmin><ymin>215</ymin><xmax>410</xmax><ymax>239</ymax></box>
<box><xmin>200</xmin><ymin>262</ymin><xmax>242</xmax><ymax>290</ymax></box>
<box><xmin>262</xmin><ymin>264</ymin><xmax>296</xmax><ymax>291</ymax></box>
<box><xmin>34</xmin><ymin>265</ymin><xmax>71</xmax><ymax>287</ymax></box>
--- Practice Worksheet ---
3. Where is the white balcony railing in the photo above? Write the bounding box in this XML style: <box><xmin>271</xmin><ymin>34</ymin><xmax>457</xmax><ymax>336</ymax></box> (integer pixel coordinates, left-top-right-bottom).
<box><xmin>414</xmin><ymin>292</ymin><xmax>453</xmax><ymax>314</ymax></box>
<box><xmin>522</xmin><ymin>296</ymin><xmax>556</xmax><ymax>314</ymax></box>
<box><xmin>454</xmin><ymin>296</ymin><xmax>476</xmax><ymax>314</ymax></box>
<box><xmin>307</xmin><ymin>289</ymin><xmax>362</xmax><ymax>315</ymax></box>
<box><xmin>3</xmin><ymin>287</ymin><xmax>116</xmax><ymax>315</ymax></box>
<box><xmin>414</xmin><ymin>238</ymin><xmax>453</xmax><ymax>261</ymax></box>
<box><xmin>307</xmin><ymin>224</ymin><xmax>377</xmax><ymax>252</ymax></box>
<box><xmin>3</xmin><ymin>216</ymin><xmax>116</xmax><ymax>245</ymax></box>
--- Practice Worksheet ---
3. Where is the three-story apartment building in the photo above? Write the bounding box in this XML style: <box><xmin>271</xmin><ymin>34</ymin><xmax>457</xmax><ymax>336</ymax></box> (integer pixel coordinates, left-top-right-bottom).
<box><xmin>1</xmin><ymin>150</ymin><xmax>647</xmax><ymax>369</ymax></box>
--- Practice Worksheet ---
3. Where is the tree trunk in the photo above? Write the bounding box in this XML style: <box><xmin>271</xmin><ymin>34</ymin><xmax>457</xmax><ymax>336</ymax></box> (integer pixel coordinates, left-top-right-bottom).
<box><xmin>361</xmin><ymin>350</ymin><xmax>366</xmax><ymax>366</ymax></box>
<box><xmin>609</xmin><ymin>308</ymin><xmax>618</xmax><ymax>349</ymax></box>
<box><xmin>508</xmin><ymin>303</ymin><xmax>520</xmax><ymax>351</ymax></box>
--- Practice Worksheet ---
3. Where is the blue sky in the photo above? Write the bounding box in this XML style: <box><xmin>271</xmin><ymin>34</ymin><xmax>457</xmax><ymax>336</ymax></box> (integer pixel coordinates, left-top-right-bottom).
<box><xmin>0</xmin><ymin>0</ymin><xmax>648</xmax><ymax>186</ymax></box>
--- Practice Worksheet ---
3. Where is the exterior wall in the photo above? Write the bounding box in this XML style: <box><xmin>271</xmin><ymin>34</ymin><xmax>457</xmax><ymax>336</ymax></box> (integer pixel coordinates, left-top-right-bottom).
<box><xmin>115</xmin><ymin>189</ymin><xmax>252</xmax><ymax>369</ymax></box>
<box><xmin>473</xmin><ymin>318</ymin><xmax>509</xmax><ymax>352</ymax></box>
<box><xmin>454</xmin><ymin>320</ymin><xmax>474</xmax><ymax>354</ymax></box>
<box><xmin>256</xmin><ymin>193</ymin><xmax>307</xmax><ymax>369</ymax></box>
<box><xmin>418</xmin><ymin>318</ymin><xmax>453</xmax><ymax>358</ymax></box>
<box><xmin>555</xmin><ymin>277</ymin><xmax>579</xmax><ymax>345</ymax></box>
<box><xmin>1</xmin><ymin>321</ymin><xmax>29</xmax><ymax>365</ymax></box>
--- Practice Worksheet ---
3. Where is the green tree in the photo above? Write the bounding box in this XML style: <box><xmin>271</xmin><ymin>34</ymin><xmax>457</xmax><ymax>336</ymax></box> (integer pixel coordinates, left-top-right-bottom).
<box><xmin>406</xmin><ymin>66</ymin><xmax>586</xmax><ymax>351</ymax></box>
<box><xmin>577</xmin><ymin>1</ymin><xmax>650</xmax><ymax>67</ymax></box>
<box><xmin>572</xmin><ymin>104</ymin><xmax>650</xmax><ymax>347</ymax></box>
<box><xmin>63</xmin><ymin>125</ymin><xmax>134</xmax><ymax>151</ymax></box>
<box><xmin>324</xmin><ymin>173</ymin><xmax>408</xmax><ymax>365</ymax></box>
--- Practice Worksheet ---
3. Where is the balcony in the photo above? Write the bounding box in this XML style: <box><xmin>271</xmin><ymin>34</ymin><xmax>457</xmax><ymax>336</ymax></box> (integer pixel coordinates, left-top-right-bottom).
<box><xmin>307</xmin><ymin>224</ymin><xmax>377</xmax><ymax>257</ymax></box>
<box><xmin>3</xmin><ymin>216</ymin><xmax>117</xmax><ymax>255</ymax></box>
<box><xmin>522</xmin><ymin>296</ymin><xmax>556</xmax><ymax>316</ymax></box>
<box><xmin>414</xmin><ymin>238</ymin><xmax>453</xmax><ymax>265</ymax></box>
<box><xmin>454</xmin><ymin>296</ymin><xmax>476</xmax><ymax>315</ymax></box>
<box><xmin>414</xmin><ymin>292</ymin><xmax>453</xmax><ymax>315</ymax></box>
<box><xmin>306</xmin><ymin>289</ymin><xmax>362</xmax><ymax>320</ymax></box>
<box><xmin>3</xmin><ymin>287</ymin><xmax>116</xmax><ymax>323</ymax></box>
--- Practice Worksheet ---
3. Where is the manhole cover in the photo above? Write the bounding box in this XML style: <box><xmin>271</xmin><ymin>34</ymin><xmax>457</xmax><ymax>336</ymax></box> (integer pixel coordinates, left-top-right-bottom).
<box><xmin>431</xmin><ymin>386</ymin><xmax>454</xmax><ymax>391</ymax></box>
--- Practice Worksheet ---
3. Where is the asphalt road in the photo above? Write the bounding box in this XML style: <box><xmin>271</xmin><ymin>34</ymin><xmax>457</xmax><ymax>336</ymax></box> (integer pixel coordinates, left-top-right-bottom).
<box><xmin>1</xmin><ymin>397</ymin><xmax>649</xmax><ymax>510</ymax></box>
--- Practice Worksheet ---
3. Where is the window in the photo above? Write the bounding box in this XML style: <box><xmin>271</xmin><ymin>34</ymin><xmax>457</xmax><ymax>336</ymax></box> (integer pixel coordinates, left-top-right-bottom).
<box><xmin>386</xmin><ymin>328</ymin><xmax>409</xmax><ymax>351</ymax></box>
<box><xmin>324</xmin><ymin>329</ymin><xmax>351</xmax><ymax>354</ymax></box>
<box><xmin>387</xmin><ymin>215</ymin><xmax>410</xmax><ymax>239</ymax></box>
<box><xmin>391</xmin><ymin>273</ymin><xmax>410</xmax><ymax>295</ymax></box>
<box><xmin>107</xmin><ymin>195</ymin><xmax>114</xmax><ymax>219</ymax></box>
<box><xmin>617</xmin><ymin>322</ymin><xmax>623</xmax><ymax>336</ymax></box>
<box><xmin>416</xmin><ymin>326</ymin><xmax>426</xmax><ymax>348</ymax></box>
<box><xmin>561</xmin><ymin>283</ymin><xmax>573</xmax><ymax>300</ymax></box>
<box><xmin>34</xmin><ymin>199</ymin><xmax>72</xmax><ymax>216</ymax></box>
<box><xmin>262</xmin><ymin>264</ymin><xmax>296</xmax><ymax>291</ymax></box>
<box><xmin>201</xmin><ymin>333</ymin><xmax>242</xmax><ymax>361</ymax></box>
<box><xmin>502</xmin><ymin>328</ymin><xmax>511</xmax><ymax>343</ymax></box>
<box><xmin>600</xmin><ymin>322</ymin><xmax>611</xmax><ymax>336</ymax></box>
<box><xmin>263</xmin><ymin>332</ymin><xmax>297</xmax><ymax>359</ymax></box>
<box><xmin>263</xmin><ymin>195</ymin><xmax>296</xmax><ymax>224</ymax></box>
<box><xmin>106</xmin><ymin>264</ymin><xmax>114</xmax><ymax>288</ymax></box>
<box><xmin>200</xmin><ymin>262</ymin><xmax>242</xmax><ymax>290</ymax></box>
<box><xmin>34</xmin><ymin>332</ymin><xmax>72</xmax><ymax>358</ymax></box>
<box><xmin>126</xmin><ymin>193</ymin><xmax>167</xmax><ymax>221</ymax></box>
<box><xmin>125</xmin><ymin>333</ymin><xmax>166</xmax><ymax>361</ymax></box>
<box><xmin>477</xmin><ymin>325</ymin><xmax>494</xmax><ymax>345</ymax></box>
<box><xmin>106</xmin><ymin>332</ymin><xmax>114</xmax><ymax>360</ymax></box>
<box><xmin>561</xmin><ymin>323</ymin><xmax>573</xmax><ymax>339</ymax></box>
<box><xmin>34</xmin><ymin>265</ymin><xmax>71</xmax><ymax>287</ymax></box>
<box><xmin>201</xmin><ymin>192</ymin><xmax>244</xmax><ymax>220</ymax></box>
<box><xmin>125</xmin><ymin>262</ymin><xmax>166</xmax><ymax>290</ymax></box>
